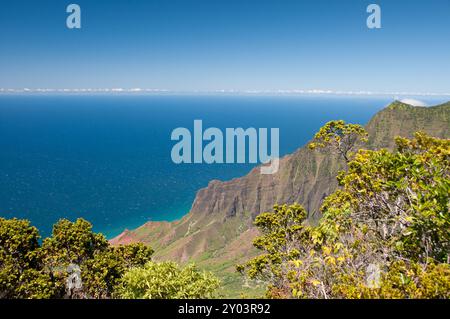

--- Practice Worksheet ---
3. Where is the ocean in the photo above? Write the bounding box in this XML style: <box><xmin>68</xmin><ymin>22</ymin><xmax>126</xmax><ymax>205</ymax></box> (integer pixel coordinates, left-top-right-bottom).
<box><xmin>0</xmin><ymin>94</ymin><xmax>438</xmax><ymax>238</ymax></box>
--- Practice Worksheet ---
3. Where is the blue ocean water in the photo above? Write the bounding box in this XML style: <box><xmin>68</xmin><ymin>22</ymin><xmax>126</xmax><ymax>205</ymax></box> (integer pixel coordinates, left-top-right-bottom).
<box><xmin>0</xmin><ymin>95</ymin><xmax>425</xmax><ymax>238</ymax></box>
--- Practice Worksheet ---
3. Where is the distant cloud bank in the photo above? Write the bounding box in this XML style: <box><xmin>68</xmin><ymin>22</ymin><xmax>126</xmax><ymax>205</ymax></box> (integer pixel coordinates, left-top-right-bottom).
<box><xmin>0</xmin><ymin>88</ymin><xmax>169</xmax><ymax>94</ymax></box>
<box><xmin>1</xmin><ymin>88</ymin><xmax>449</xmax><ymax>97</ymax></box>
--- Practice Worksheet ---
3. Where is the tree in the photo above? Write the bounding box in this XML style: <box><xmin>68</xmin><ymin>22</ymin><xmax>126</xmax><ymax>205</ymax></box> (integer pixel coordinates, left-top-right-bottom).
<box><xmin>1</xmin><ymin>218</ymin><xmax>154</xmax><ymax>299</ymax></box>
<box><xmin>236</xmin><ymin>204</ymin><xmax>313</xmax><ymax>298</ymax></box>
<box><xmin>308</xmin><ymin>120</ymin><xmax>368</xmax><ymax>163</ymax></box>
<box><xmin>41</xmin><ymin>218</ymin><xmax>109</xmax><ymax>269</ymax></box>
<box><xmin>115</xmin><ymin>261</ymin><xmax>220</xmax><ymax>299</ymax></box>
<box><xmin>330</xmin><ymin>132</ymin><xmax>450</xmax><ymax>263</ymax></box>
<box><xmin>113</xmin><ymin>243</ymin><xmax>154</xmax><ymax>269</ymax></box>
<box><xmin>0</xmin><ymin>218</ymin><xmax>62</xmax><ymax>298</ymax></box>
<box><xmin>239</xmin><ymin>130</ymin><xmax>449</xmax><ymax>299</ymax></box>
<box><xmin>40</xmin><ymin>218</ymin><xmax>154</xmax><ymax>298</ymax></box>
<box><xmin>81</xmin><ymin>244</ymin><xmax>154</xmax><ymax>298</ymax></box>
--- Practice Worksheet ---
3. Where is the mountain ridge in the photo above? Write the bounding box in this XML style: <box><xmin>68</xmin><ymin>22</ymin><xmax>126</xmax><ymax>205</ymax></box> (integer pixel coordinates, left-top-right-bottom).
<box><xmin>111</xmin><ymin>100</ymin><xmax>450</xmax><ymax>296</ymax></box>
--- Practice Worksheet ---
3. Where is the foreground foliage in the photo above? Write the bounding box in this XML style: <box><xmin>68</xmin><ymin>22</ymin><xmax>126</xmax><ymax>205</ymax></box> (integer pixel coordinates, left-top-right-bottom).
<box><xmin>239</xmin><ymin>129</ymin><xmax>449</xmax><ymax>299</ymax></box>
<box><xmin>0</xmin><ymin>218</ymin><xmax>220</xmax><ymax>298</ymax></box>
<box><xmin>116</xmin><ymin>261</ymin><xmax>220</xmax><ymax>299</ymax></box>
<box><xmin>0</xmin><ymin>218</ymin><xmax>59</xmax><ymax>298</ymax></box>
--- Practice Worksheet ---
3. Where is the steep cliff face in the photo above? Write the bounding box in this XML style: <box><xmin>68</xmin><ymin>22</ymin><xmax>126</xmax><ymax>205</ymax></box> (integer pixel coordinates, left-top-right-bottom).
<box><xmin>111</xmin><ymin>143</ymin><xmax>343</xmax><ymax>262</ymax></box>
<box><xmin>110</xmin><ymin>100</ymin><xmax>450</xmax><ymax>295</ymax></box>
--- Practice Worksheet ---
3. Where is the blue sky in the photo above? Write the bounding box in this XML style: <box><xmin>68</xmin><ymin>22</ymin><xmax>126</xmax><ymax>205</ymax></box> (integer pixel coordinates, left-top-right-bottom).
<box><xmin>0</xmin><ymin>0</ymin><xmax>449</xmax><ymax>93</ymax></box>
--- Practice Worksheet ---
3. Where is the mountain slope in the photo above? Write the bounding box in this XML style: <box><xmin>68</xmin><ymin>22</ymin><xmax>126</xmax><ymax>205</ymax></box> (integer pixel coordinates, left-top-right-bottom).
<box><xmin>111</xmin><ymin>100</ymin><xmax>450</xmax><ymax>296</ymax></box>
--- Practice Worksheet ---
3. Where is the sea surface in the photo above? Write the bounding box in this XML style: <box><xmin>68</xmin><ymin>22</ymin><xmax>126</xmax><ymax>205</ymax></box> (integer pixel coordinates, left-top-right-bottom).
<box><xmin>0</xmin><ymin>95</ymin><xmax>444</xmax><ymax>238</ymax></box>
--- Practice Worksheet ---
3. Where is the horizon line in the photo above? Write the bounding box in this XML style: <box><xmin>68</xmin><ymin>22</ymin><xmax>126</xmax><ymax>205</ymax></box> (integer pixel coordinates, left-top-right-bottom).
<box><xmin>1</xmin><ymin>88</ymin><xmax>450</xmax><ymax>97</ymax></box>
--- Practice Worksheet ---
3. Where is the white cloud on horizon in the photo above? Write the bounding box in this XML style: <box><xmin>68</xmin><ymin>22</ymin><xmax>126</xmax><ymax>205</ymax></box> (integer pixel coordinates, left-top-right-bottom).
<box><xmin>399</xmin><ymin>98</ymin><xmax>428</xmax><ymax>107</ymax></box>
<box><xmin>0</xmin><ymin>88</ymin><xmax>449</xmax><ymax>98</ymax></box>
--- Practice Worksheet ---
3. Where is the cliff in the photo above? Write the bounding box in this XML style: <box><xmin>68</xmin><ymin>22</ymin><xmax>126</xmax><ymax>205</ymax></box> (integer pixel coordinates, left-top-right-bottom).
<box><xmin>110</xmin><ymin>100</ymin><xmax>450</xmax><ymax>296</ymax></box>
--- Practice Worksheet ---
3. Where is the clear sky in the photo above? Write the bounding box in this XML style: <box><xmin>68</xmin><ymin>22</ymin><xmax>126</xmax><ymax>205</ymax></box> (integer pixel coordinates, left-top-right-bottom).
<box><xmin>0</xmin><ymin>0</ymin><xmax>449</xmax><ymax>93</ymax></box>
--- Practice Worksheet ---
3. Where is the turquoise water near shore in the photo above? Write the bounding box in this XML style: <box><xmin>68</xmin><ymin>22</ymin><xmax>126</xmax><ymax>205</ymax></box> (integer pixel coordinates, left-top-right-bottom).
<box><xmin>0</xmin><ymin>95</ymin><xmax>436</xmax><ymax>238</ymax></box>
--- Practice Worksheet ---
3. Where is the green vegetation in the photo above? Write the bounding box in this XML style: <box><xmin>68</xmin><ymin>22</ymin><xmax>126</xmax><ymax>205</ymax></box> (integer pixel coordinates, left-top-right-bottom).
<box><xmin>0</xmin><ymin>218</ymin><xmax>219</xmax><ymax>299</ymax></box>
<box><xmin>238</xmin><ymin>124</ymin><xmax>449</xmax><ymax>298</ymax></box>
<box><xmin>308</xmin><ymin>120</ymin><xmax>368</xmax><ymax>162</ymax></box>
<box><xmin>0</xmin><ymin>218</ymin><xmax>59</xmax><ymax>298</ymax></box>
<box><xmin>116</xmin><ymin>261</ymin><xmax>220</xmax><ymax>299</ymax></box>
